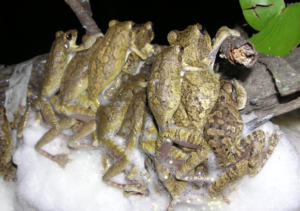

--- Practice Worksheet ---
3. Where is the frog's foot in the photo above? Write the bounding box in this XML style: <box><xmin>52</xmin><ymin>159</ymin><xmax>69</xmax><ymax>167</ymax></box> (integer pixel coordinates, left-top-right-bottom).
<box><xmin>208</xmin><ymin>159</ymin><xmax>248</xmax><ymax>197</ymax></box>
<box><xmin>68</xmin><ymin>119</ymin><xmax>96</xmax><ymax>149</ymax></box>
<box><xmin>37</xmin><ymin>148</ymin><xmax>72</xmax><ymax>169</ymax></box>
<box><xmin>35</xmin><ymin>118</ymin><xmax>76</xmax><ymax>168</ymax></box>
<box><xmin>159</xmin><ymin>128</ymin><xmax>210</xmax><ymax>181</ymax></box>
<box><xmin>175</xmin><ymin>149</ymin><xmax>210</xmax><ymax>181</ymax></box>
<box><xmin>250</xmin><ymin>126</ymin><xmax>282</xmax><ymax>176</ymax></box>
<box><xmin>155</xmin><ymin>159</ymin><xmax>188</xmax><ymax>211</ymax></box>
<box><xmin>105</xmin><ymin>180</ymin><xmax>149</xmax><ymax>195</ymax></box>
<box><xmin>123</xmin><ymin>188</ymin><xmax>150</xmax><ymax>197</ymax></box>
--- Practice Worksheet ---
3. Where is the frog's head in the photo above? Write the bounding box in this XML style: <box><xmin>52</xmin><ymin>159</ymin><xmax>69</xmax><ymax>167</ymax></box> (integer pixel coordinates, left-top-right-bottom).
<box><xmin>219</xmin><ymin>80</ymin><xmax>235</xmax><ymax>106</ymax></box>
<box><xmin>55</xmin><ymin>30</ymin><xmax>78</xmax><ymax>52</ymax></box>
<box><xmin>167</xmin><ymin>24</ymin><xmax>211</xmax><ymax>66</ymax></box>
<box><xmin>133</xmin><ymin>22</ymin><xmax>154</xmax><ymax>50</ymax></box>
<box><xmin>167</xmin><ymin>24</ymin><xmax>209</xmax><ymax>47</ymax></box>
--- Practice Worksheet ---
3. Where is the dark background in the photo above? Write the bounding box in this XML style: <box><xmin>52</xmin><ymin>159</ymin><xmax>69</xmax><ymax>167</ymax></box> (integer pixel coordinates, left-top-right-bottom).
<box><xmin>0</xmin><ymin>0</ymin><xmax>294</xmax><ymax>66</ymax></box>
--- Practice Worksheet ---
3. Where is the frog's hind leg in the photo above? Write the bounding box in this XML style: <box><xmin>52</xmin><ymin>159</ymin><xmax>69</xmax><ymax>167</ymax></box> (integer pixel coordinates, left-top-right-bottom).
<box><xmin>35</xmin><ymin>117</ymin><xmax>76</xmax><ymax>168</ymax></box>
<box><xmin>208</xmin><ymin>159</ymin><xmax>248</xmax><ymax>197</ymax></box>
<box><xmin>154</xmin><ymin>158</ymin><xmax>188</xmax><ymax>211</ymax></box>
<box><xmin>249</xmin><ymin>126</ymin><xmax>282</xmax><ymax>176</ymax></box>
<box><xmin>208</xmin><ymin>128</ymin><xmax>281</xmax><ymax>197</ymax></box>
<box><xmin>68</xmin><ymin>119</ymin><xmax>96</xmax><ymax>149</ymax></box>
<box><xmin>158</xmin><ymin>128</ymin><xmax>210</xmax><ymax>181</ymax></box>
<box><xmin>101</xmin><ymin>138</ymin><xmax>148</xmax><ymax>195</ymax></box>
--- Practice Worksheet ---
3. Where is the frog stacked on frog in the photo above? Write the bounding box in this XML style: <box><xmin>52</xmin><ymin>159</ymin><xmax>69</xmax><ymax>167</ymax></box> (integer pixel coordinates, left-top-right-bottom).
<box><xmin>147</xmin><ymin>25</ymin><xmax>241</xmax><ymax>210</ymax></box>
<box><xmin>203</xmin><ymin>79</ymin><xmax>282</xmax><ymax>197</ymax></box>
<box><xmin>33</xmin><ymin>20</ymin><xmax>154</xmax><ymax>168</ymax></box>
<box><xmin>17</xmin><ymin>29</ymin><xmax>102</xmax><ymax>167</ymax></box>
<box><xmin>67</xmin><ymin>73</ymin><xmax>149</xmax><ymax>195</ymax></box>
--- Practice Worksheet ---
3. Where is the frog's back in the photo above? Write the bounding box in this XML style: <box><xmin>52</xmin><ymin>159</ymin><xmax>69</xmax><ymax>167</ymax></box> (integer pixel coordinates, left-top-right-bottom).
<box><xmin>173</xmin><ymin>70</ymin><xmax>220</xmax><ymax>135</ymax></box>
<box><xmin>203</xmin><ymin>81</ymin><xmax>243</xmax><ymax>161</ymax></box>
<box><xmin>148</xmin><ymin>45</ymin><xmax>183</xmax><ymax>131</ymax></box>
<box><xmin>88</xmin><ymin>22</ymin><xmax>133</xmax><ymax>102</ymax></box>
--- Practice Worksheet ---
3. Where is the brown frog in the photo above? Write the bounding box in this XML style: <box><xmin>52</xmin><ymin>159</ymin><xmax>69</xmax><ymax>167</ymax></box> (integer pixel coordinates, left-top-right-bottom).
<box><xmin>102</xmin><ymin>22</ymin><xmax>154</xmax><ymax>99</ymax></box>
<box><xmin>204</xmin><ymin>79</ymin><xmax>282</xmax><ymax>197</ymax></box>
<box><xmin>86</xmin><ymin>20</ymin><xmax>153</xmax><ymax>111</ymax></box>
<box><xmin>36</xmin><ymin>30</ymin><xmax>102</xmax><ymax>130</ymax></box>
<box><xmin>148</xmin><ymin>25</ymin><xmax>241</xmax><ymax>183</ymax></box>
<box><xmin>31</xmin><ymin>30</ymin><xmax>102</xmax><ymax>168</ymax></box>
<box><xmin>68</xmin><ymin>73</ymin><xmax>149</xmax><ymax>195</ymax></box>
<box><xmin>0</xmin><ymin>106</ymin><xmax>17</xmax><ymax>181</ymax></box>
<box><xmin>34</xmin><ymin>21</ymin><xmax>154</xmax><ymax>168</ymax></box>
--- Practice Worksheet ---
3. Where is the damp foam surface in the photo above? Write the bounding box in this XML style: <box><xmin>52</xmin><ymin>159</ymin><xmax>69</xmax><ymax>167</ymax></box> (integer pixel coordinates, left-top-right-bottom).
<box><xmin>0</xmin><ymin>111</ymin><xmax>300</xmax><ymax>211</ymax></box>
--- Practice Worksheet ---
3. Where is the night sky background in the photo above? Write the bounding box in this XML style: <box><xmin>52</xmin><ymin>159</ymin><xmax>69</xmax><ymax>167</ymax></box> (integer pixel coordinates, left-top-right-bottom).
<box><xmin>0</xmin><ymin>0</ymin><xmax>295</xmax><ymax>66</ymax></box>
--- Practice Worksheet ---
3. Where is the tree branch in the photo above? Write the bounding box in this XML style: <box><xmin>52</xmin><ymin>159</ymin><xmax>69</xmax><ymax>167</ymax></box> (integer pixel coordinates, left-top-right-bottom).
<box><xmin>64</xmin><ymin>0</ymin><xmax>101</xmax><ymax>35</ymax></box>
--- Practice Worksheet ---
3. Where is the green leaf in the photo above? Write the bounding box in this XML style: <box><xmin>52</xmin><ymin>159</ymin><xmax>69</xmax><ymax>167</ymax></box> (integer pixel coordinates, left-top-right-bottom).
<box><xmin>249</xmin><ymin>3</ymin><xmax>300</xmax><ymax>57</ymax></box>
<box><xmin>240</xmin><ymin>0</ymin><xmax>285</xmax><ymax>31</ymax></box>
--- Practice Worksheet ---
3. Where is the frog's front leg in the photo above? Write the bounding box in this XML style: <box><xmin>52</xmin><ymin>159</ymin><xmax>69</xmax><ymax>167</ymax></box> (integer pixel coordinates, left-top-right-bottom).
<box><xmin>129</xmin><ymin>44</ymin><xmax>153</xmax><ymax>60</ymax></box>
<box><xmin>35</xmin><ymin>117</ymin><xmax>77</xmax><ymax>168</ymax></box>
<box><xmin>101</xmin><ymin>138</ymin><xmax>148</xmax><ymax>194</ymax></box>
<box><xmin>157</xmin><ymin>128</ymin><xmax>210</xmax><ymax>181</ymax></box>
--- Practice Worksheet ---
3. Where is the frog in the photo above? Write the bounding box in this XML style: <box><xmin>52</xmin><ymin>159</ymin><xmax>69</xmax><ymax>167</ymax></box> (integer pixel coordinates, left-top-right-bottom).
<box><xmin>34</xmin><ymin>21</ymin><xmax>154</xmax><ymax>168</ymax></box>
<box><xmin>29</xmin><ymin>30</ymin><xmax>102</xmax><ymax>168</ymax></box>
<box><xmin>84</xmin><ymin>20</ymin><xmax>153</xmax><ymax>111</ymax></box>
<box><xmin>139</xmin><ymin>112</ymin><xmax>208</xmax><ymax>211</ymax></box>
<box><xmin>0</xmin><ymin>106</ymin><xmax>17</xmax><ymax>182</ymax></box>
<box><xmin>68</xmin><ymin>73</ymin><xmax>149</xmax><ymax>195</ymax></box>
<box><xmin>203</xmin><ymin>79</ymin><xmax>282</xmax><ymax>197</ymax></box>
<box><xmin>148</xmin><ymin>25</ymin><xmax>241</xmax><ymax>183</ymax></box>
<box><xmin>36</xmin><ymin>29</ymin><xmax>102</xmax><ymax>129</ymax></box>
<box><xmin>101</xmin><ymin>21</ymin><xmax>154</xmax><ymax>100</ymax></box>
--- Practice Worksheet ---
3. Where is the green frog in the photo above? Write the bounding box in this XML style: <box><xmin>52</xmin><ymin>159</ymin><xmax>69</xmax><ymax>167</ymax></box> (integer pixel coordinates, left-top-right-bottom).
<box><xmin>204</xmin><ymin>79</ymin><xmax>282</xmax><ymax>197</ymax></box>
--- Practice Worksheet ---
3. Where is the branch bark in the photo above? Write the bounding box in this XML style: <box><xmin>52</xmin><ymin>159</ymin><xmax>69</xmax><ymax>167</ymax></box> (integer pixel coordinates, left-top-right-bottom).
<box><xmin>64</xmin><ymin>0</ymin><xmax>101</xmax><ymax>35</ymax></box>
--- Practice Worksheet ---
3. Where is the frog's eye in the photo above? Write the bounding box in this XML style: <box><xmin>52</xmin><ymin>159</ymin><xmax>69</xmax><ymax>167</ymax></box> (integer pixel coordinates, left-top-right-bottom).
<box><xmin>198</xmin><ymin>24</ymin><xmax>206</xmax><ymax>36</ymax></box>
<box><xmin>66</xmin><ymin>33</ymin><xmax>72</xmax><ymax>41</ymax></box>
<box><xmin>131</xmin><ymin>22</ymin><xmax>136</xmax><ymax>30</ymax></box>
<box><xmin>179</xmin><ymin>46</ymin><xmax>184</xmax><ymax>52</ymax></box>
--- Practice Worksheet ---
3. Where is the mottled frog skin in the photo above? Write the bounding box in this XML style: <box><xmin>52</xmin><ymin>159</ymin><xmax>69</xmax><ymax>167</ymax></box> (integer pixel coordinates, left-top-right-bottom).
<box><xmin>96</xmin><ymin>73</ymin><xmax>149</xmax><ymax>195</ymax></box>
<box><xmin>147</xmin><ymin>25</ymin><xmax>241</xmax><ymax>211</ymax></box>
<box><xmin>67</xmin><ymin>73</ymin><xmax>149</xmax><ymax>195</ymax></box>
<box><xmin>87</xmin><ymin>20</ymin><xmax>152</xmax><ymax>110</ymax></box>
<box><xmin>37</xmin><ymin>30</ymin><xmax>102</xmax><ymax>130</ymax></box>
<box><xmin>204</xmin><ymin>79</ymin><xmax>282</xmax><ymax>197</ymax></box>
<box><xmin>0</xmin><ymin>106</ymin><xmax>17</xmax><ymax>181</ymax></box>
<box><xmin>32</xmin><ymin>30</ymin><xmax>102</xmax><ymax>168</ymax></box>
<box><xmin>149</xmin><ymin>25</ymin><xmax>241</xmax><ymax>183</ymax></box>
<box><xmin>102</xmin><ymin>22</ymin><xmax>154</xmax><ymax>99</ymax></box>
